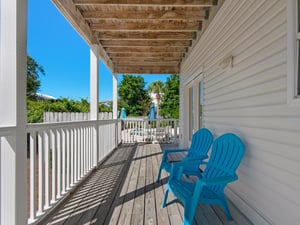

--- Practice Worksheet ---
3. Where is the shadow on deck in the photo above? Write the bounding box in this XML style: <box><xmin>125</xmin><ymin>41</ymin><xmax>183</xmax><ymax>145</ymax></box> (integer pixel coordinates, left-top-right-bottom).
<box><xmin>42</xmin><ymin>143</ymin><xmax>252</xmax><ymax>225</ymax></box>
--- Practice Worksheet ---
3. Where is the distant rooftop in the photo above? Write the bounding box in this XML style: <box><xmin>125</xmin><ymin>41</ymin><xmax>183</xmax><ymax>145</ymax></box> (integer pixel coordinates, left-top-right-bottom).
<box><xmin>36</xmin><ymin>93</ymin><xmax>57</xmax><ymax>100</ymax></box>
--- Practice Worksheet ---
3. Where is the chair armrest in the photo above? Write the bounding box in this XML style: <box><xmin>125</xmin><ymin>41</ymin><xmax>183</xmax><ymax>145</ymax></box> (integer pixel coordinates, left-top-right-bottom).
<box><xmin>197</xmin><ymin>174</ymin><xmax>238</xmax><ymax>186</ymax></box>
<box><xmin>169</xmin><ymin>159</ymin><xmax>206</xmax><ymax>180</ymax></box>
<box><xmin>171</xmin><ymin>159</ymin><xmax>207</xmax><ymax>167</ymax></box>
<box><xmin>163</xmin><ymin>149</ymin><xmax>189</xmax><ymax>154</ymax></box>
<box><xmin>161</xmin><ymin>149</ymin><xmax>189</xmax><ymax>162</ymax></box>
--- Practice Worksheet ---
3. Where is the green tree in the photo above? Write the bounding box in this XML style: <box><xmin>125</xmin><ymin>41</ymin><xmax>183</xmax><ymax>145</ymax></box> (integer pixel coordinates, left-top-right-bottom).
<box><xmin>27</xmin><ymin>55</ymin><xmax>45</xmax><ymax>99</ymax></box>
<box><xmin>118</xmin><ymin>74</ymin><xmax>151</xmax><ymax>116</ymax></box>
<box><xmin>160</xmin><ymin>75</ymin><xmax>180</xmax><ymax>119</ymax></box>
<box><xmin>148</xmin><ymin>80</ymin><xmax>164</xmax><ymax>118</ymax></box>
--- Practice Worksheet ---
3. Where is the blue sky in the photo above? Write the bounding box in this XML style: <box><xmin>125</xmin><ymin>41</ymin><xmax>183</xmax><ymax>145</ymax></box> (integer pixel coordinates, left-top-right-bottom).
<box><xmin>27</xmin><ymin>0</ymin><xmax>169</xmax><ymax>101</ymax></box>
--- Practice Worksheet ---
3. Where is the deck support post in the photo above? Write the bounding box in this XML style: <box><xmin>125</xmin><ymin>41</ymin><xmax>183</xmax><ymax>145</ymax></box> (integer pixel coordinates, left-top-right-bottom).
<box><xmin>112</xmin><ymin>73</ymin><xmax>118</xmax><ymax>147</ymax></box>
<box><xmin>90</xmin><ymin>45</ymin><xmax>99</xmax><ymax>166</ymax></box>
<box><xmin>113</xmin><ymin>73</ymin><xmax>118</xmax><ymax>119</ymax></box>
<box><xmin>0</xmin><ymin>0</ymin><xmax>28</xmax><ymax>224</ymax></box>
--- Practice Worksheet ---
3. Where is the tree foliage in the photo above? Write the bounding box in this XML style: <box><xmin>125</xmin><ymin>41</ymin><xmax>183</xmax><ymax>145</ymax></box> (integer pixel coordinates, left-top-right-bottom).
<box><xmin>27</xmin><ymin>98</ymin><xmax>91</xmax><ymax>123</ymax></box>
<box><xmin>27</xmin><ymin>56</ymin><xmax>45</xmax><ymax>99</ymax></box>
<box><xmin>118</xmin><ymin>74</ymin><xmax>151</xmax><ymax>116</ymax></box>
<box><xmin>160</xmin><ymin>75</ymin><xmax>180</xmax><ymax>119</ymax></box>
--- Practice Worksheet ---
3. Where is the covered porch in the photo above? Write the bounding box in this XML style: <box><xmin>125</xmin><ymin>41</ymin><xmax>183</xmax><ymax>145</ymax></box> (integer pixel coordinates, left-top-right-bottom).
<box><xmin>1</xmin><ymin>0</ymin><xmax>299</xmax><ymax>225</ymax></box>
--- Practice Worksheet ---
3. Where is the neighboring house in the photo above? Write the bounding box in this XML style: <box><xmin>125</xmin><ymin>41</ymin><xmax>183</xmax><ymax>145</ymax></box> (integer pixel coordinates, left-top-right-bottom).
<box><xmin>35</xmin><ymin>93</ymin><xmax>57</xmax><ymax>101</ymax></box>
<box><xmin>179</xmin><ymin>1</ymin><xmax>300</xmax><ymax>225</ymax></box>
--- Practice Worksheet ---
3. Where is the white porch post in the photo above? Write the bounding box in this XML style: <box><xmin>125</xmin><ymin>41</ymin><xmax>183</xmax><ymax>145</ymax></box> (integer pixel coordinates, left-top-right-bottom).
<box><xmin>112</xmin><ymin>73</ymin><xmax>118</xmax><ymax>147</ymax></box>
<box><xmin>179</xmin><ymin>76</ymin><xmax>187</xmax><ymax>148</ymax></box>
<box><xmin>90</xmin><ymin>45</ymin><xmax>99</xmax><ymax>166</ymax></box>
<box><xmin>0</xmin><ymin>0</ymin><xmax>28</xmax><ymax>224</ymax></box>
<box><xmin>112</xmin><ymin>73</ymin><xmax>118</xmax><ymax>119</ymax></box>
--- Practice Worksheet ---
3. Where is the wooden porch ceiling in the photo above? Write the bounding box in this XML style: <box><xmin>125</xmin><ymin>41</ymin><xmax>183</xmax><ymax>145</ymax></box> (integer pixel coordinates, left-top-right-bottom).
<box><xmin>52</xmin><ymin>0</ymin><xmax>224</xmax><ymax>74</ymax></box>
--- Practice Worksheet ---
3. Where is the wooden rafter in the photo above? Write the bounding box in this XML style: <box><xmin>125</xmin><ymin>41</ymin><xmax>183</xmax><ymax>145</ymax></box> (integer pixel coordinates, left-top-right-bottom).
<box><xmin>82</xmin><ymin>7</ymin><xmax>206</xmax><ymax>20</ymax></box>
<box><xmin>112</xmin><ymin>58</ymin><xmax>181</xmax><ymax>63</ymax></box>
<box><xmin>90</xmin><ymin>20</ymin><xmax>201</xmax><ymax>31</ymax></box>
<box><xmin>100</xmin><ymin>40</ymin><xmax>191</xmax><ymax>47</ymax></box>
<box><xmin>97</xmin><ymin>31</ymin><xmax>196</xmax><ymax>40</ymax></box>
<box><xmin>108</xmin><ymin>52</ymin><xmax>184</xmax><ymax>58</ymax></box>
<box><xmin>73</xmin><ymin>0</ymin><xmax>215</xmax><ymax>6</ymax></box>
<box><xmin>115</xmin><ymin>65</ymin><xmax>180</xmax><ymax>74</ymax></box>
<box><xmin>105</xmin><ymin>46</ymin><xmax>187</xmax><ymax>53</ymax></box>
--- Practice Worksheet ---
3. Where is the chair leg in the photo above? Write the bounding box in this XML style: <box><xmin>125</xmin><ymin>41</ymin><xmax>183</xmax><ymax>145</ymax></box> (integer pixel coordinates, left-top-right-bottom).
<box><xmin>161</xmin><ymin>189</ymin><xmax>169</xmax><ymax>208</ymax></box>
<box><xmin>183</xmin><ymin>201</ymin><xmax>198</xmax><ymax>225</ymax></box>
<box><xmin>221</xmin><ymin>198</ymin><xmax>233</xmax><ymax>220</ymax></box>
<box><xmin>156</xmin><ymin>166</ymin><xmax>163</xmax><ymax>182</ymax></box>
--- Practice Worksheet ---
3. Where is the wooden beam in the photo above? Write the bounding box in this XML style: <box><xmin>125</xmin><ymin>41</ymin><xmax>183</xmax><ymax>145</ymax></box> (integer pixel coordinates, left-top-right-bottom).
<box><xmin>112</xmin><ymin>58</ymin><xmax>181</xmax><ymax>63</ymax></box>
<box><xmin>97</xmin><ymin>31</ymin><xmax>196</xmax><ymax>40</ymax></box>
<box><xmin>116</xmin><ymin>65</ymin><xmax>180</xmax><ymax>74</ymax></box>
<box><xmin>100</xmin><ymin>40</ymin><xmax>190</xmax><ymax>47</ymax></box>
<box><xmin>108</xmin><ymin>52</ymin><xmax>184</xmax><ymax>58</ymax></box>
<box><xmin>52</xmin><ymin>0</ymin><xmax>96</xmax><ymax>44</ymax></box>
<box><xmin>115</xmin><ymin>61</ymin><xmax>179</xmax><ymax>66</ymax></box>
<box><xmin>105</xmin><ymin>46</ymin><xmax>187</xmax><ymax>53</ymax></box>
<box><xmin>83</xmin><ymin>7</ymin><xmax>206</xmax><ymax>20</ymax></box>
<box><xmin>74</xmin><ymin>0</ymin><xmax>214</xmax><ymax>6</ymax></box>
<box><xmin>52</xmin><ymin>0</ymin><xmax>114</xmax><ymax>71</ymax></box>
<box><xmin>90</xmin><ymin>20</ymin><xmax>200</xmax><ymax>31</ymax></box>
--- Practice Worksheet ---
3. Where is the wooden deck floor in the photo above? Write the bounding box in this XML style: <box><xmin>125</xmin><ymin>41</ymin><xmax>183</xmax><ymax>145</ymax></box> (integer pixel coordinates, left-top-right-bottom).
<box><xmin>42</xmin><ymin>143</ymin><xmax>252</xmax><ymax>225</ymax></box>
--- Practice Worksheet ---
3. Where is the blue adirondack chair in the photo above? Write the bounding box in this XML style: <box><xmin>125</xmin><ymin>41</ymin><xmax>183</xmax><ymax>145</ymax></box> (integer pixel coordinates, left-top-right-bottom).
<box><xmin>156</xmin><ymin>128</ymin><xmax>213</xmax><ymax>182</ymax></box>
<box><xmin>162</xmin><ymin>133</ymin><xmax>245</xmax><ymax>225</ymax></box>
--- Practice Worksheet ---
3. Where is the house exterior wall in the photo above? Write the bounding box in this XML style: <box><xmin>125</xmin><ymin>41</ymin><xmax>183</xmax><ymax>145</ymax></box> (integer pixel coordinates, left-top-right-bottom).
<box><xmin>180</xmin><ymin>0</ymin><xmax>300</xmax><ymax>224</ymax></box>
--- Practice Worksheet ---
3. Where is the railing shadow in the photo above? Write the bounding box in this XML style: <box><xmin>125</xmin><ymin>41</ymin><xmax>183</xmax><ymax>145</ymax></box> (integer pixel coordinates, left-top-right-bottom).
<box><xmin>44</xmin><ymin>143</ymin><xmax>169</xmax><ymax>225</ymax></box>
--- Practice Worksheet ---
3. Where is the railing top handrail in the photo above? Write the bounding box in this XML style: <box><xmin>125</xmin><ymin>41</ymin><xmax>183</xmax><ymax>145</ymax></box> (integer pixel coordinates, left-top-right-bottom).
<box><xmin>0</xmin><ymin>126</ymin><xmax>16</xmax><ymax>137</ymax></box>
<box><xmin>124</xmin><ymin>118</ymin><xmax>178</xmax><ymax>121</ymax></box>
<box><xmin>27</xmin><ymin>119</ymin><xmax>119</xmax><ymax>132</ymax></box>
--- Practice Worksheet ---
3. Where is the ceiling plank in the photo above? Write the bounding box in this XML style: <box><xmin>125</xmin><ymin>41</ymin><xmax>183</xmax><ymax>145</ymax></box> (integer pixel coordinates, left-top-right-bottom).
<box><xmin>74</xmin><ymin>0</ymin><xmax>214</xmax><ymax>6</ymax></box>
<box><xmin>115</xmin><ymin>62</ymin><xmax>179</xmax><ymax>66</ymax></box>
<box><xmin>105</xmin><ymin>46</ymin><xmax>187</xmax><ymax>53</ymax></box>
<box><xmin>108</xmin><ymin>52</ymin><xmax>184</xmax><ymax>58</ymax></box>
<box><xmin>83</xmin><ymin>7</ymin><xmax>206</xmax><ymax>20</ymax></box>
<box><xmin>115</xmin><ymin>65</ymin><xmax>180</xmax><ymax>74</ymax></box>
<box><xmin>97</xmin><ymin>31</ymin><xmax>196</xmax><ymax>40</ymax></box>
<box><xmin>112</xmin><ymin>58</ymin><xmax>181</xmax><ymax>63</ymax></box>
<box><xmin>90</xmin><ymin>20</ymin><xmax>200</xmax><ymax>31</ymax></box>
<box><xmin>101</xmin><ymin>40</ymin><xmax>190</xmax><ymax>47</ymax></box>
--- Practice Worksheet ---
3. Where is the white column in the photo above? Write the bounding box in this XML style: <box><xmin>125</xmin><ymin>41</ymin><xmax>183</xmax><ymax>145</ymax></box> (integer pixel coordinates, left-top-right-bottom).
<box><xmin>0</xmin><ymin>0</ymin><xmax>28</xmax><ymax>224</ymax></box>
<box><xmin>90</xmin><ymin>45</ymin><xmax>99</xmax><ymax>121</ymax></box>
<box><xmin>179</xmin><ymin>76</ymin><xmax>188</xmax><ymax>148</ymax></box>
<box><xmin>112</xmin><ymin>73</ymin><xmax>118</xmax><ymax>148</ymax></box>
<box><xmin>90</xmin><ymin>45</ymin><xmax>99</xmax><ymax>166</ymax></box>
<box><xmin>112</xmin><ymin>73</ymin><xmax>118</xmax><ymax>119</ymax></box>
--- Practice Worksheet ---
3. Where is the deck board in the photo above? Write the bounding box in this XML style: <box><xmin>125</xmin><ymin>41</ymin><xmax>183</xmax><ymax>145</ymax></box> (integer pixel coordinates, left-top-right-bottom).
<box><xmin>43</xmin><ymin>143</ymin><xmax>252</xmax><ymax>225</ymax></box>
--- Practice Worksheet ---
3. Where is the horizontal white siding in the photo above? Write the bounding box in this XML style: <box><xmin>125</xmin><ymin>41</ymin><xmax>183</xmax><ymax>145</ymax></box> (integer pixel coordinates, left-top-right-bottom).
<box><xmin>181</xmin><ymin>0</ymin><xmax>300</xmax><ymax>224</ymax></box>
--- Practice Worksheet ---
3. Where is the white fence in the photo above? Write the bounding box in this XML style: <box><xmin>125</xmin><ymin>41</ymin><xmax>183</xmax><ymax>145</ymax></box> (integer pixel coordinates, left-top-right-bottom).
<box><xmin>122</xmin><ymin>118</ymin><xmax>179</xmax><ymax>143</ymax></box>
<box><xmin>26</xmin><ymin>119</ymin><xmax>121</xmax><ymax>224</ymax></box>
<box><xmin>43</xmin><ymin>112</ymin><xmax>113</xmax><ymax>123</ymax></box>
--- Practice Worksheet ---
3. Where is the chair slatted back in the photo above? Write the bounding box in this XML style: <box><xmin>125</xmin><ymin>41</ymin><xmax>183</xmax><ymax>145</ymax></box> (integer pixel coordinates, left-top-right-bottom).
<box><xmin>202</xmin><ymin>133</ymin><xmax>245</xmax><ymax>194</ymax></box>
<box><xmin>186</xmin><ymin>128</ymin><xmax>213</xmax><ymax>160</ymax></box>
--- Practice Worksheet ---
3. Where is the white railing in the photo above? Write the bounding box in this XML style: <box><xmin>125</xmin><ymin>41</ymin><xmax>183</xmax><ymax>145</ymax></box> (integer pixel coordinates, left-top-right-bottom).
<box><xmin>26</xmin><ymin>119</ymin><xmax>121</xmax><ymax>224</ymax></box>
<box><xmin>121</xmin><ymin>118</ymin><xmax>180</xmax><ymax>143</ymax></box>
